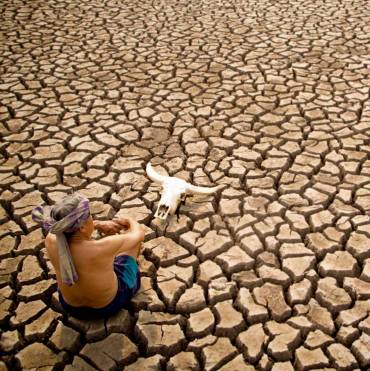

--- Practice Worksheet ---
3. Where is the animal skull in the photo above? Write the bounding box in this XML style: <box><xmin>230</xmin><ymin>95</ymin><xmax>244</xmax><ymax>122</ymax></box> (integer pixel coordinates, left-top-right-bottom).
<box><xmin>146</xmin><ymin>162</ymin><xmax>220</xmax><ymax>219</ymax></box>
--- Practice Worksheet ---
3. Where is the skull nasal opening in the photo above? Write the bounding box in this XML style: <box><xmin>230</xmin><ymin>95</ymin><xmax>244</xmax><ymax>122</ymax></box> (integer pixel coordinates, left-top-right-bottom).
<box><xmin>155</xmin><ymin>204</ymin><xmax>170</xmax><ymax>219</ymax></box>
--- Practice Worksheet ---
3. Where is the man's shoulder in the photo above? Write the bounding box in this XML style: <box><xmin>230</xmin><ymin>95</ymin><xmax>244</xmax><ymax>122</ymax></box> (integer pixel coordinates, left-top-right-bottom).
<box><xmin>45</xmin><ymin>233</ymin><xmax>57</xmax><ymax>250</ymax></box>
<box><xmin>44</xmin><ymin>234</ymin><xmax>58</xmax><ymax>263</ymax></box>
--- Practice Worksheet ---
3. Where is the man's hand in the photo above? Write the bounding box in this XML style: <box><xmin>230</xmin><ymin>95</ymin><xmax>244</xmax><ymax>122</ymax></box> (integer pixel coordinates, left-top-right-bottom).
<box><xmin>112</xmin><ymin>217</ymin><xmax>135</xmax><ymax>231</ymax></box>
<box><xmin>94</xmin><ymin>221</ymin><xmax>122</xmax><ymax>235</ymax></box>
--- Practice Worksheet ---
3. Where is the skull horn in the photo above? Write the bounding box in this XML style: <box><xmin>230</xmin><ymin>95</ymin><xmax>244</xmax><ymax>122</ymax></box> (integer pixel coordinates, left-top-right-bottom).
<box><xmin>186</xmin><ymin>183</ymin><xmax>221</xmax><ymax>195</ymax></box>
<box><xmin>146</xmin><ymin>162</ymin><xmax>167</xmax><ymax>184</ymax></box>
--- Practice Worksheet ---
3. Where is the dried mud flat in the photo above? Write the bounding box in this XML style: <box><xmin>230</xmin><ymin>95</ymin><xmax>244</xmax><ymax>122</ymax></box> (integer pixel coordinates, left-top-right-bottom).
<box><xmin>1</xmin><ymin>0</ymin><xmax>370</xmax><ymax>370</ymax></box>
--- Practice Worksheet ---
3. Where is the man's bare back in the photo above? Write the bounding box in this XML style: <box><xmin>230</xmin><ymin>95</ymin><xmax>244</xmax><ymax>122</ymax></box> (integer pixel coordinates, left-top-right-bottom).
<box><xmin>45</xmin><ymin>218</ymin><xmax>144</xmax><ymax>308</ymax></box>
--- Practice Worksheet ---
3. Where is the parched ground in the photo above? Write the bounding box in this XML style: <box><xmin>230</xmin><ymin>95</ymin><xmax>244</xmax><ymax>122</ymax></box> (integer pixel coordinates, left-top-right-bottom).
<box><xmin>1</xmin><ymin>0</ymin><xmax>370</xmax><ymax>369</ymax></box>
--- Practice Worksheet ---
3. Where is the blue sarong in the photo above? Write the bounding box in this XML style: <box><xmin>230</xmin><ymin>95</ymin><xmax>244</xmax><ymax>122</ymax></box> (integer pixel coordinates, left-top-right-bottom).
<box><xmin>59</xmin><ymin>255</ymin><xmax>140</xmax><ymax>319</ymax></box>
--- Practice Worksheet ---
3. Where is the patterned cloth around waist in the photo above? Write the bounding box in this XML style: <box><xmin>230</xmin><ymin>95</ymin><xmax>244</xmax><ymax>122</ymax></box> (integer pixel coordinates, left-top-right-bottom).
<box><xmin>114</xmin><ymin>254</ymin><xmax>139</xmax><ymax>289</ymax></box>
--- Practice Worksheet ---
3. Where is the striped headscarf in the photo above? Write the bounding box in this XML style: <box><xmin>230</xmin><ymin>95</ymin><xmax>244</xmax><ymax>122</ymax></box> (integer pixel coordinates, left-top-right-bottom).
<box><xmin>32</xmin><ymin>194</ymin><xmax>90</xmax><ymax>286</ymax></box>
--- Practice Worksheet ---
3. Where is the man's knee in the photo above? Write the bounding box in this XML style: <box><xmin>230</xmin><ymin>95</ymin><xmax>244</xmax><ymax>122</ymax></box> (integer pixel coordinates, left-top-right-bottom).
<box><xmin>134</xmin><ymin>231</ymin><xmax>144</xmax><ymax>256</ymax></box>
<box><xmin>138</xmin><ymin>226</ymin><xmax>145</xmax><ymax>242</ymax></box>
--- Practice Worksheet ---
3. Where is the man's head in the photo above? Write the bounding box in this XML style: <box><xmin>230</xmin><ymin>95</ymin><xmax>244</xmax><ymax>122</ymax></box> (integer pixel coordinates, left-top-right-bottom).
<box><xmin>50</xmin><ymin>194</ymin><xmax>93</xmax><ymax>239</ymax></box>
<box><xmin>32</xmin><ymin>193</ymin><xmax>91</xmax><ymax>286</ymax></box>
<box><xmin>33</xmin><ymin>193</ymin><xmax>91</xmax><ymax>238</ymax></box>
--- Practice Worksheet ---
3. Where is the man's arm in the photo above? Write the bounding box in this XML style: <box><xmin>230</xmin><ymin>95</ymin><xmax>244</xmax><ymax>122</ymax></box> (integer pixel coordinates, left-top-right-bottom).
<box><xmin>93</xmin><ymin>220</ymin><xmax>121</xmax><ymax>235</ymax></box>
<box><xmin>94</xmin><ymin>218</ymin><xmax>145</xmax><ymax>257</ymax></box>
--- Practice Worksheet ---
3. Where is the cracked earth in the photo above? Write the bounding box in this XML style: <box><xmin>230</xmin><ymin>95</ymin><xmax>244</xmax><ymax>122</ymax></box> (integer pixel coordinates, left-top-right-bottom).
<box><xmin>1</xmin><ymin>0</ymin><xmax>370</xmax><ymax>370</ymax></box>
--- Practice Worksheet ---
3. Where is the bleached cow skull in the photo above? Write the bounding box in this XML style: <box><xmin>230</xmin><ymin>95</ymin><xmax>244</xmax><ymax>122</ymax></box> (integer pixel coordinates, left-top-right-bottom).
<box><xmin>146</xmin><ymin>162</ymin><xmax>220</xmax><ymax>220</ymax></box>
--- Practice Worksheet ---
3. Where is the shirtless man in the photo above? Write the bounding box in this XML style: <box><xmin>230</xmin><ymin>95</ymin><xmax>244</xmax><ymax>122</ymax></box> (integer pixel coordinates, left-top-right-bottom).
<box><xmin>32</xmin><ymin>194</ymin><xmax>145</xmax><ymax>319</ymax></box>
